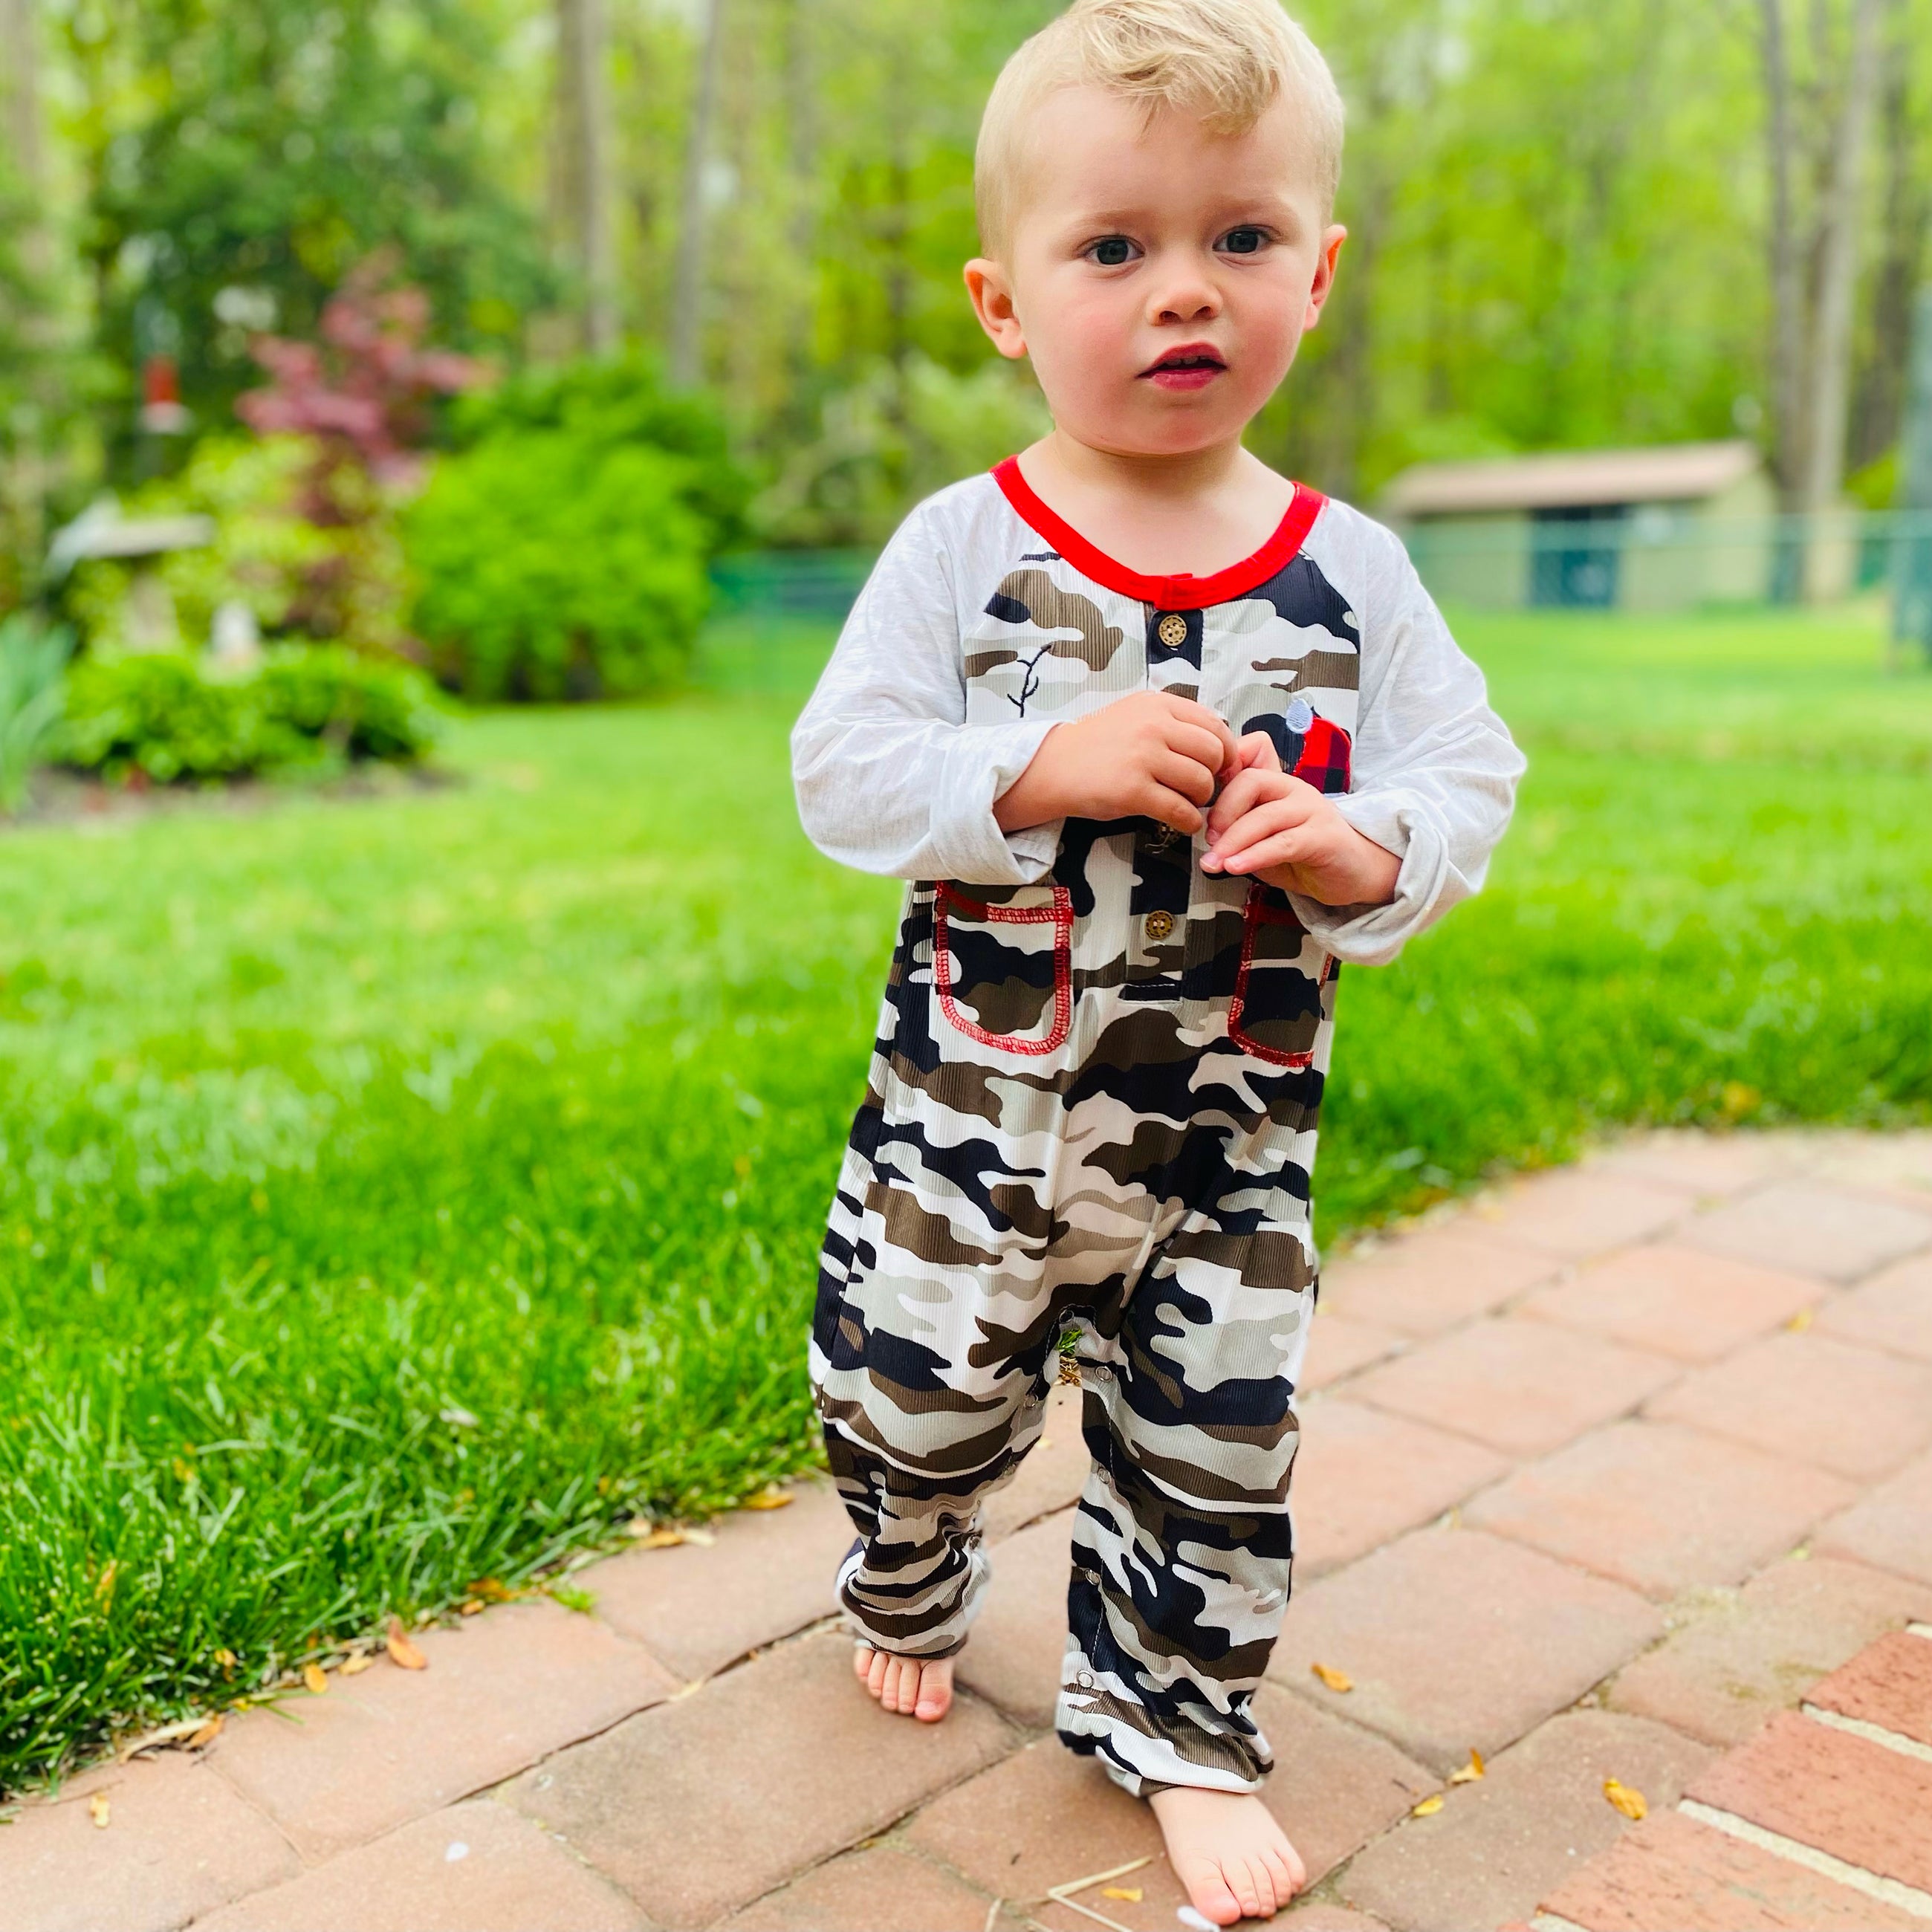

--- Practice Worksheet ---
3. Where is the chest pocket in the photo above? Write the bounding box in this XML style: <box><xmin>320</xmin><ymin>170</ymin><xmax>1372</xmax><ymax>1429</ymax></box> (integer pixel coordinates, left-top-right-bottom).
<box><xmin>933</xmin><ymin>882</ymin><xmax>1074</xmax><ymax>1055</ymax></box>
<box><xmin>1226</xmin><ymin>886</ymin><xmax>1333</xmax><ymax>1069</ymax></box>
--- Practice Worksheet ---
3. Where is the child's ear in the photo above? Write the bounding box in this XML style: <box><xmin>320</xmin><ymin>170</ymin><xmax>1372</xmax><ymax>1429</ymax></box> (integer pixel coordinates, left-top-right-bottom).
<box><xmin>1301</xmin><ymin>225</ymin><xmax>1348</xmax><ymax>334</ymax></box>
<box><xmin>965</xmin><ymin>259</ymin><xmax>1028</xmax><ymax>361</ymax></box>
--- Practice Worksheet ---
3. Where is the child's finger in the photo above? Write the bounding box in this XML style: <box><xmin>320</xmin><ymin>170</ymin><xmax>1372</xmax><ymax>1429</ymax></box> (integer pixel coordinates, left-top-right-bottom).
<box><xmin>1219</xmin><ymin>826</ymin><xmax>1320</xmax><ymax>875</ymax></box>
<box><xmin>1206</xmin><ymin>767</ymin><xmax>1285</xmax><ymax>837</ymax></box>
<box><xmin>1150</xmin><ymin>749</ymin><xmax>1217</xmax><ymax>806</ymax></box>
<box><xmin>1163</xmin><ymin>696</ymin><xmax>1240</xmax><ymax>768</ymax></box>
<box><xmin>1235</xmin><ymin>730</ymin><xmax>1282</xmax><ymax>774</ymax></box>
<box><xmin>1142</xmin><ymin>782</ymin><xmax>1206</xmax><ymax>834</ymax></box>
<box><xmin>1207</xmin><ymin>795</ymin><xmax>1311</xmax><ymax>863</ymax></box>
<box><xmin>1164</xmin><ymin>719</ymin><xmax>1236</xmax><ymax>777</ymax></box>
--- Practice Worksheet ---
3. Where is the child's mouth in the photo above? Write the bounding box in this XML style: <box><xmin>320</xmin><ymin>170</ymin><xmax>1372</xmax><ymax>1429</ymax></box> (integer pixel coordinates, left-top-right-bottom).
<box><xmin>1141</xmin><ymin>345</ymin><xmax>1227</xmax><ymax>392</ymax></box>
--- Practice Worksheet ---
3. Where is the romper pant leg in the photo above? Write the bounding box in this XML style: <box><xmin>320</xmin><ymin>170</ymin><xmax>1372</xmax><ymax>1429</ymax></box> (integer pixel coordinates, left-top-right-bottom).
<box><xmin>1054</xmin><ymin>1219</ymin><xmax>1314</xmax><ymax>1795</ymax></box>
<box><xmin>811</xmin><ymin>1123</ymin><xmax>1067</xmax><ymax>1660</ymax></box>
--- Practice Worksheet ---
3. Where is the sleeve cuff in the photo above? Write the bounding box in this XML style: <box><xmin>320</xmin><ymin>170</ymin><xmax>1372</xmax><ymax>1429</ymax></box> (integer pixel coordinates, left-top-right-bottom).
<box><xmin>1288</xmin><ymin>793</ymin><xmax>1459</xmax><ymax>966</ymax></box>
<box><xmin>929</xmin><ymin>719</ymin><xmax>1063</xmax><ymax>885</ymax></box>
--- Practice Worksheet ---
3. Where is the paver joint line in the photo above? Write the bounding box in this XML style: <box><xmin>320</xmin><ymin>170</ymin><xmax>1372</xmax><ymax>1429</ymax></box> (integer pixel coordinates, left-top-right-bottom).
<box><xmin>1802</xmin><ymin>1702</ymin><xmax>1932</xmax><ymax>1767</ymax></box>
<box><xmin>1679</xmin><ymin>1799</ymin><xmax>1932</xmax><ymax>1923</ymax></box>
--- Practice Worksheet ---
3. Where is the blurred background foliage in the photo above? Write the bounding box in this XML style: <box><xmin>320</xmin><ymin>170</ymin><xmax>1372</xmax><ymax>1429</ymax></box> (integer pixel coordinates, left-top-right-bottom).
<box><xmin>1</xmin><ymin>0</ymin><xmax>1927</xmax><ymax>592</ymax></box>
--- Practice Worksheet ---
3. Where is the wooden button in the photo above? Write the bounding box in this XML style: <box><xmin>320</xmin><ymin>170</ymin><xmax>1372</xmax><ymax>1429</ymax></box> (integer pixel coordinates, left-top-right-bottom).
<box><xmin>1145</xmin><ymin>910</ymin><xmax>1176</xmax><ymax>941</ymax></box>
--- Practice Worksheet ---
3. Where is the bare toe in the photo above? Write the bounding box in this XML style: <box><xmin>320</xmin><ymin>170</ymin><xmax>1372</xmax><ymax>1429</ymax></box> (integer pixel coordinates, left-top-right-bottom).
<box><xmin>852</xmin><ymin>1641</ymin><xmax>874</xmax><ymax>1682</ymax></box>
<box><xmin>915</xmin><ymin>1656</ymin><xmax>954</xmax><ymax>1722</ymax></box>
<box><xmin>865</xmin><ymin>1647</ymin><xmax>891</xmax><ymax>1700</ymax></box>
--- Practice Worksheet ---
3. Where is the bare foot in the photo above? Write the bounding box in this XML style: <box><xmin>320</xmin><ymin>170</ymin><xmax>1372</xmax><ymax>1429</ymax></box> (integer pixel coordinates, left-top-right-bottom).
<box><xmin>852</xmin><ymin>1640</ymin><xmax>955</xmax><ymax>1722</ymax></box>
<box><xmin>1148</xmin><ymin>1786</ymin><xmax>1306</xmax><ymax>1926</ymax></box>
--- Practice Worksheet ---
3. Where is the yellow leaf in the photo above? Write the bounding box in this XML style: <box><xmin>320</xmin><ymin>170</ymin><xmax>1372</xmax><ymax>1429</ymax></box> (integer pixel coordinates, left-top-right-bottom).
<box><xmin>88</xmin><ymin>1792</ymin><xmax>111</xmax><ymax>1829</ymax></box>
<box><xmin>386</xmin><ymin>1616</ymin><xmax>427</xmax><ymax>1671</ymax></box>
<box><xmin>1310</xmin><ymin>1662</ymin><xmax>1353</xmax><ymax>1693</ymax></box>
<box><xmin>1410</xmin><ymin>1794</ymin><xmax>1445</xmax><ymax>1817</ymax></box>
<box><xmin>1603</xmin><ymin>1777</ymin><xmax>1647</xmax><ymax>1821</ymax></box>
<box><xmin>1448</xmin><ymin>1748</ymin><xmax>1485</xmax><ymax>1785</ymax></box>
<box><xmin>95</xmin><ymin>1560</ymin><xmax>119</xmax><ymax>1605</ymax></box>
<box><xmin>187</xmin><ymin>1715</ymin><xmax>223</xmax><ymax>1748</ymax></box>
<box><xmin>214</xmin><ymin>1648</ymin><xmax>238</xmax><ymax>1674</ymax></box>
<box><xmin>1100</xmin><ymin>1887</ymin><xmax>1144</xmax><ymax>1902</ymax></box>
<box><xmin>743</xmin><ymin>1487</ymin><xmax>794</xmax><ymax>1511</ymax></box>
<box><xmin>1786</xmin><ymin>1308</ymin><xmax>1814</xmax><ymax>1332</ymax></box>
<box><xmin>340</xmin><ymin>1652</ymin><xmax>375</xmax><ymax>1676</ymax></box>
<box><xmin>468</xmin><ymin>1577</ymin><xmax>514</xmax><ymax>1603</ymax></box>
<box><xmin>681</xmin><ymin>1526</ymin><xmax>716</xmax><ymax>1547</ymax></box>
<box><xmin>459</xmin><ymin>1599</ymin><xmax>485</xmax><ymax>1616</ymax></box>
<box><xmin>302</xmin><ymin>1663</ymin><xmax>328</xmax><ymax>1696</ymax></box>
<box><xmin>629</xmin><ymin>1523</ymin><xmax>685</xmax><ymax>1549</ymax></box>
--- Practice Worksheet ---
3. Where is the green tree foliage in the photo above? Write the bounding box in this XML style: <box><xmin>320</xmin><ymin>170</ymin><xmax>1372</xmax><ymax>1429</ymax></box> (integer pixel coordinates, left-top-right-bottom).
<box><xmin>59</xmin><ymin>0</ymin><xmax>552</xmax><ymax>435</ymax></box>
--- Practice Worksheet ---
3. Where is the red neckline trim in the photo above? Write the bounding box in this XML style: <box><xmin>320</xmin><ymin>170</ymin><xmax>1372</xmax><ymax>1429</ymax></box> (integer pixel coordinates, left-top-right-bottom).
<box><xmin>991</xmin><ymin>456</ymin><xmax>1326</xmax><ymax>611</ymax></box>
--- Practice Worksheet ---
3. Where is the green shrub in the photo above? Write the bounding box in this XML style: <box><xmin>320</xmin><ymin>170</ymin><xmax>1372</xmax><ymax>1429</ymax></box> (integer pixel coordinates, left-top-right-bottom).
<box><xmin>54</xmin><ymin>646</ymin><xmax>444</xmax><ymax>785</ymax></box>
<box><xmin>406</xmin><ymin>435</ymin><xmax>715</xmax><ymax>700</ymax></box>
<box><xmin>448</xmin><ymin>352</ymin><xmax>748</xmax><ymax>545</ymax></box>
<box><xmin>407</xmin><ymin>355</ymin><xmax>748</xmax><ymax>701</ymax></box>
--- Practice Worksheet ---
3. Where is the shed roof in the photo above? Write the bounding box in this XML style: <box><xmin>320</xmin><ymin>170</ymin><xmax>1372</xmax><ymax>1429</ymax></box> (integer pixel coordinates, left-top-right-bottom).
<box><xmin>1382</xmin><ymin>441</ymin><xmax>1762</xmax><ymax>516</ymax></box>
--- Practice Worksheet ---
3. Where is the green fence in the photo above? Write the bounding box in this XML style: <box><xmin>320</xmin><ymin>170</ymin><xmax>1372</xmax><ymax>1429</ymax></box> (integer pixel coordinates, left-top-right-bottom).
<box><xmin>710</xmin><ymin>512</ymin><xmax>1932</xmax><ymax>659</ymax></box>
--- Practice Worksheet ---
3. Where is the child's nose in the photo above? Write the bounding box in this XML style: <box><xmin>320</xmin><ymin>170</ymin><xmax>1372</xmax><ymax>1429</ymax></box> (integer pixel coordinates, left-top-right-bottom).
<box><xmin>1147</xmin><ymin>266</ymin><xmax>1222</xmax><ymax>326</ymax></box>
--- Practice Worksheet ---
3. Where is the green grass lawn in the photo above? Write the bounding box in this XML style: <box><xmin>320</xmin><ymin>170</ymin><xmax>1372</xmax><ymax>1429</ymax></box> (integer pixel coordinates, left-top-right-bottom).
<box><xmin>3</xmin><ymin>600</ymin><xmax>1930</xmax><ymax>1792</ymax></box>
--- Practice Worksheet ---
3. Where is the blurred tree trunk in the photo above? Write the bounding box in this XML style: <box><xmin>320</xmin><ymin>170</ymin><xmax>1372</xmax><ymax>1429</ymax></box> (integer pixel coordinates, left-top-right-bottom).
<box><xmin>1</xmin><ymin>0</ymin><xmax>45</xmax><ymax>201</ymax></box>
<box><xmin>554</xmin><ymin>0</ymin><xmax>617</xmax><ymax>354</ymax></box>
<box><xmin>1847</xmin><ymin>0</ymin><xmax>1926</xmax><ymax>476</ymax></box>
<box><xmin>1757</xmin><ymin>0</ymin><xmax>1882</xmax><ymax>597</ymax></box>
<box><xmin>779</xmin><ymin>0</ymin><xmax>820</xmax><ymax>404</ymax></box>
<box><xmin>1797</xmin><ymin>0</ymin><xmax>1881</xmax><ymax>595</ymax></box>
<box><xmin>1758</xmin><ymin>0</ymin><xmax>1806</xmax><ymax>505</ymax></box>
<box><xmin>1</xmin><ymin>0</ymin><xmax>49</xmax><ymax>584</ymax></box>
<box><xmin>670</xmin><ymin>0</ymin><xmax>724</xmax><ymax>386</ymax></box>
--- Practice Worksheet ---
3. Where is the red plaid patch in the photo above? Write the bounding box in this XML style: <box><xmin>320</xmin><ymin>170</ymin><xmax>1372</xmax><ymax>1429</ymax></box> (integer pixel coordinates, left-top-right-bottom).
<box><xmin>1291</xmin><ymin>716</ymin><xmax>1353</xmax><ymax>794</ymax></box>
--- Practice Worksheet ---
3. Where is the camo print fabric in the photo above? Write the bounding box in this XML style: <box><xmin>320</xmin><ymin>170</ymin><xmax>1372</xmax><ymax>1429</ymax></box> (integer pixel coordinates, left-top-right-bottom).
<box><xmin>809</xmin><ymin>479</ymin><xmax>1369</xmax><ymax>1797</ymax></box>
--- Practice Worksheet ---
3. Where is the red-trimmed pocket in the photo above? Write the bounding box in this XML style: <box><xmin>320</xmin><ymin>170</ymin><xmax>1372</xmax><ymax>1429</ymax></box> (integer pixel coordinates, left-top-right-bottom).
<box><xmin>1226</xmin><ymin>886</ymin><xmax>1334</xmax><ymax>1069</ymax></box>
<box><xmin>933</xmin><ymin>881</ymin><xmax>1074</xmax><ymax>1055</ymax></box>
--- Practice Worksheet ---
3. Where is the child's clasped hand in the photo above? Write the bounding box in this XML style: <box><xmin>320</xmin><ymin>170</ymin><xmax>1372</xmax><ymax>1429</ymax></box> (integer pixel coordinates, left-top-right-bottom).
<box><xmin>997</xmin><ymin>688</ymin><xmax>1401</xmax><ymax>907</ymax></box>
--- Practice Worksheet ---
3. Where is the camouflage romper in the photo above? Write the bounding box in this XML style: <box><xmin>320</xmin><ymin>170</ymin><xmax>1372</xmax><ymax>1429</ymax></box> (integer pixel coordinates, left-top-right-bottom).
<box><xmin>796</xmin><ymin>459</ymin><xmax>1520</xmax><ymax>1798</ymax></box>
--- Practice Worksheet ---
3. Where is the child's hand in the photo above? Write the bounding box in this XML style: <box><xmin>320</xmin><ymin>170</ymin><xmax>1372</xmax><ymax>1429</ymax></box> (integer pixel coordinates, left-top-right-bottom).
<box><xmin>995</xmin><ymin>690</ymin><xmax>1240</xmax><ymax>835</ymax></box>
<box><xmin>1202</xmin><ymin>764</ymin><xmax>1402</xmax><ymax>907</ymax></box>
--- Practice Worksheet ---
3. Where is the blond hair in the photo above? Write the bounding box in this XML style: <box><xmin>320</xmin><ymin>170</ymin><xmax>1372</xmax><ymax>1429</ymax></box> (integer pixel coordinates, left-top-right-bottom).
<box><xmin>975</xmin><ymin>0</ymin><xmax>1344</xmax><ymax>256</ymax></box>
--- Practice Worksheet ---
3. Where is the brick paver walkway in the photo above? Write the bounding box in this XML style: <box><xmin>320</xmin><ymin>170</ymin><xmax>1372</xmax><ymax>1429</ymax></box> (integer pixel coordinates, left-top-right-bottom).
<box><xmin>5</xmin><ymin>1127</ymin><xmax>1932</xmax><ymax>1932</ymax></box>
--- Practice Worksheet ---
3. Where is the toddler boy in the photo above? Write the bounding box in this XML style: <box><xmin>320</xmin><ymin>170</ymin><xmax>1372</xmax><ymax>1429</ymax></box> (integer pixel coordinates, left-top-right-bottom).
<box><xmin>791</xmin><ymin>0</ymin><xmax>1523</xmax><ymax>1921</ymax></box>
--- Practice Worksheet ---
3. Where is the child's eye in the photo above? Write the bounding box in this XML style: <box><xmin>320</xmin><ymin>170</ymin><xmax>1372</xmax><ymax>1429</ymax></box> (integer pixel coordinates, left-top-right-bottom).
<box><xmin>1219</xmin><ymin>227</ymin><xmax>1269</xmax><ymax>256</ymax></box>
<box><xmin>1088</xmin><ymin>236</ymin><xmax>1138</xmax><ymax>267</ymax></box>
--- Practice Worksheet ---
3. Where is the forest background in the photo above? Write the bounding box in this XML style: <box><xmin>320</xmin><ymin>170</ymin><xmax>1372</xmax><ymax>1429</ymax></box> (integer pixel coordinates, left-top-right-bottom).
<box><xmin>1</xmin><ymin>0</ymin><xmax>1930</xmax><ymax>600</ymax></box>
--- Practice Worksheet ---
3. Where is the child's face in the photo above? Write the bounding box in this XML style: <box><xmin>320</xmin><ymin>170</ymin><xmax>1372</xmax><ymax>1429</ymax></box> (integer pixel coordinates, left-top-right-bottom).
<box><xmin>968</xmin><ymin>85</ymin><xmax>1344</xmax><ymax>460</ymax></box>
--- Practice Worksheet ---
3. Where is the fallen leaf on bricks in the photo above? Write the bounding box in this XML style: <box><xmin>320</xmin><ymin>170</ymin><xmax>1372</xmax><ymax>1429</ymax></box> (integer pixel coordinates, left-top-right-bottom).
<box><xmin>302</xmin><ymin>1664</ymin><xmax>328</xmax><ymax>1695</ymax></box>
<box><xmin>459</xmin><ymin>1600</ymin><xmax>485</xmax><ymax>1616</ymax></box>
<box><xmin>1410</xmin><ymin>1794</ymin><xmax>1445</xmax><ymax>1817</ymax></box>
<box><xmin>187</xmin><ymin>1715</ymin><xmax>223</xmax><ymax>1748</ymax></box>
<box><xmin>1603</xmin><ymin>1778</ymin><xmax>1647</xmax><ymax>1820</ymax></box>
<box><xmin>681</xmin><ymin>1526</ymin><xmax>716</xmax><ymax>1547</ymax></box>
<box><xmin>386</xmin><ymin>1617</ymin><xmax>427</xmax><ymax>1670</ymax></box>
<box><xmin>340</xmin><ymin>1653</ymin><xmax>375</xmax><ymax>1676</ymax></box>
<box><xmin>1100</xmin><ymin>1887</ymin><xmax>1144</xmax><ymax>1902</ymax></box>
<box><xmin>1448</xmin><ymin>1748</ymin><xmax>1485</xmax><ymax>1785</ymax></box>
<box><xmin>1309</xmin><ymin>1662</ymin><xmax>1353</xmax><ymax>1693</ymax></box>
<box><xmin>1786</xmin><ymin>1308</ymin><xmax>1813</xmax><ymax>1332</ymax></box>
<box><xmin>88</xmin><ymin>1793</ymin><xmax>110</xmax><ymax>1829</ymax></box>
<box><xmin>744</xmin><ymin>1487</ymin><xmax>794</xmax><ymax>1510</ymax></box>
